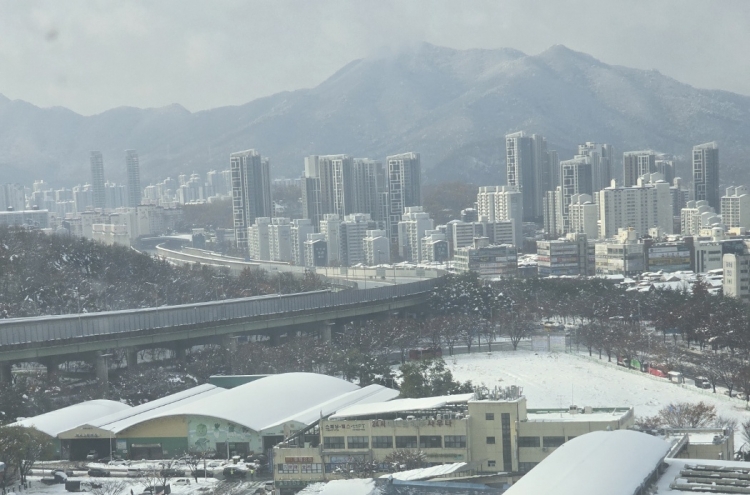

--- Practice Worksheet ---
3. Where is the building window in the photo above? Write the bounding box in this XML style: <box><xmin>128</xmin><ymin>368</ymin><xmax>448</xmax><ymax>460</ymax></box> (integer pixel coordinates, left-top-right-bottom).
<box><xmin>487</xmin><ymin>460</ymin><xmax>496</xmax><ymax>467</ymax></box>
<box><xmin>347</xmin><ymin>436</ymin><xmax>369</xmax><ymax>449</ymax></box>
<box><xmin>486</xmin><ymin>436</ymin><xmax>496</xmax><ymax>445</ymax></box>
<box><xmin>543</xmin><ymin>436</ymin><xmax>566</xmax><ymax>448</ymax></box>
<box><xmin>567</xmin><ymin>436</ymin><xmax>576</xmax><ymax>441</ymax></box>
<box><xmin>419</xmin><ymin>436</ymin><xmax>442</xmax><ymax>448</ymax></box>
<box><xmin>396</xmin><ymin>436</ymin><xmax>418</xmax><ymax>448</ymax></box>
<box><xmin>372</xmin><ymin>436</ymin><xmax>393</xmax><ymax>449</ymax></box>
<box><xmin>501</xmin><ymin>413</ymin><xmax>512</xmax><ymax>472</ymax></box>
<box><xmin>323</xmin><ymin>436</ymin><xmax>345</xmax><ymax>449</ymax></box>
<box><xmin>485</xmin><ymin>413</ymin><xmax>495</xmax><ymax>420</ymax></box>
<box><xmin>444</xmin><ymin>435</ymin><xmax>467</xmax><ymax>448</ymax></box>
<box><xmin>517</xmin><ymin>436</ymin><xmax>541</xmax><ymax>448</ymax></box>
<box><xmin>518</xmin><ymin>462</ymin><xmax>539</xmax><ymax>473</ymax></box>
<box><xmin>300</xmin><ymin>464</ymin><xmax>323</xmax><ymax>474</ymax></box>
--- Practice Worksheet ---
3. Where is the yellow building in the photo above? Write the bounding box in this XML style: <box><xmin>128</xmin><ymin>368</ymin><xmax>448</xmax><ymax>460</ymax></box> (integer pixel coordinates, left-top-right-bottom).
<box><xmin>273</xmin><ymin>388</ymin><xmax>634</xmax><ymax>493</ymax></box>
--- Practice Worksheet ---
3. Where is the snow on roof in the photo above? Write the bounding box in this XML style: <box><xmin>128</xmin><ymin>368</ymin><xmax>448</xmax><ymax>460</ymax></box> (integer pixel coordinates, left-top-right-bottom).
<box><xmin>10</xmin><ymin>400</ymin><xmax>131</xmax><ymax>437</ymax></box>
<box><xmin>330</xmin><ymin>393</ymin><xmax>474</xmax><ymax>419</ymax></box>
<box><xmin>298</xmin><ymin>479</ymin><xmax>378</xmax><ymax>495</ymax></box>
<box><xmin>379</xmin><ymin>462</ymin><xmax>469</xmax><ymax>481</ymax></box>
<box><xmin>146</xmin><ymin>373</ymin><xmax>363</xmax><ymax>432</ymax></box>
<box><xmin>265</xmin><ymin>384</ymin><xmax>399</xmax><ymax>430</ymax></box>
<box><xmin>88</xmin><ymin>383</ymin><xmax>222</xmax><ymax>434</ymax></box>
<box><xmin>504</xmin><ymin>430</ymin><xmax>670</xmax><ymax>495</ymax></box>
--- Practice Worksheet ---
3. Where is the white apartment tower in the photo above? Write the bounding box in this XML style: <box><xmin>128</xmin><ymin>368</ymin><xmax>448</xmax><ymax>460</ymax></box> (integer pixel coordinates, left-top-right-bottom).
<box><xmin>681</xmin><ymin>200</ymin><xmax>722</xmax><ymax>236</ymax></box>
<box><xmin>386</xmin><ymin>152</ymin><xmax>421</xmax><ymax>239</ymax></box>
<box><xmin>363</xmin><ymin>229</ymin><xmax>390</xmax><ymax>265</ymax></box>
<box><xmin>339</xmin><ymin>213</ymin><xmax>373</xmax><ymax>266</ymax></box>
<box><xmin>397</xmin><ymin>206</ymin><xmax>433</xmax><ymax>262</ymax></box>
<box><xmin>231</xmin><ymin>149</ymin><xmax>272</xmax><ymax>249</ymax></box>
<box><xmin>268</xmin><ymin>217</ymin><xmax>292</xmax><ymax>262</ymax></box>
<box><xmin>597</xmin><ymin>175</ymin><xmax>673</xmax><ymax>240</ymax></box>
<box><xmin>291</xmin><ymin>219</ymin><xmax>315</xmax><ymax>266</ymax></box>
<box><xmin>125</xmin><ymin>150</ymin><xmax>141</xmax><ymax>208</ymax></box>
<box><xmin>320</xmin><ymin>213</ymin><xmax>342</xmax><ymax>266</ymax></box>
<box><xmin>476</xmin><ymin>186</ymin><xmax>523</xmax><ymax>248</ymax></box>
<box><xmin>568</xmin><ymin>194</ymin><xmax>599</xmax><ymax>240</ymax></box>
<box><xmin>721</xmin><ymin>186</ymin><xmax>750</xmax><ymax>230</ymax></box>
<box><xmin>248</xmin><ymin>217</ymin><xmax>271</xmax><ymax>261</ymax></box>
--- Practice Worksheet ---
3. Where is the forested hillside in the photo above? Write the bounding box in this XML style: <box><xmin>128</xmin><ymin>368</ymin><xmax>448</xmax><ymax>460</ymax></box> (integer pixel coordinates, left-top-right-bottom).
<box><xmin>0</xmin><ymin>227</ymin><xmax>326</xmax><ymax>318</ymax></box>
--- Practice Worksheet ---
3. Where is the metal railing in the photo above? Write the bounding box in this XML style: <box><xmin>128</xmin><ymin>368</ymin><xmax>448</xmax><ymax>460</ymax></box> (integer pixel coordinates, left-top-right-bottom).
<box><xmin>0</xmin><ymin>280</ymin><xmax>438</xmax><ymax>347</ymax></box>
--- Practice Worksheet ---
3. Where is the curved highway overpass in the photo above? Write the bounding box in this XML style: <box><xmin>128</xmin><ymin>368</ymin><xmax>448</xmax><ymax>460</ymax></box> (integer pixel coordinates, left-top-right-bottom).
<box><xmin>0</xmin><ymin>280</ymin><xmax>438</xmax><ymax>377</ymax></box>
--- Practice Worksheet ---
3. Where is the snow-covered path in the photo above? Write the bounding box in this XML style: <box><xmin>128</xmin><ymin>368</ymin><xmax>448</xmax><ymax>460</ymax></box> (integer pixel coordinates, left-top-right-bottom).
<box><xmin>446</xmin><ymin>350</ymin><xmax>750</xmax><ymax>430</ymax></box>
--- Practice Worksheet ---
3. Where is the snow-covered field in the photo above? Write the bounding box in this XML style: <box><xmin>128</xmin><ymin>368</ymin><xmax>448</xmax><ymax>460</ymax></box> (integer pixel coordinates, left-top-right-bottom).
<box><xmin>446</xmin><ymin>349</ymin><xmax>750</xmax><ymax>441</ymax></box>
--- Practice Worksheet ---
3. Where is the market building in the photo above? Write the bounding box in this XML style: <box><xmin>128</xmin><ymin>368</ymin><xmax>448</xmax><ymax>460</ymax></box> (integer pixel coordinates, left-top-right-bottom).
<box><xmin>272</xmin><ymin>387</ymin><xmax>634</xmax><ymax>493</ymax></box>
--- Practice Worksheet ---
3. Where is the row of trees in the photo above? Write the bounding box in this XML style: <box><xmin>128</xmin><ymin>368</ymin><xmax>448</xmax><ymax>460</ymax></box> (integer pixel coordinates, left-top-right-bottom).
<box><xmin>0</xmin><ymin>226</ymin><xmax>327</xmax><ymax>318</ymax></box>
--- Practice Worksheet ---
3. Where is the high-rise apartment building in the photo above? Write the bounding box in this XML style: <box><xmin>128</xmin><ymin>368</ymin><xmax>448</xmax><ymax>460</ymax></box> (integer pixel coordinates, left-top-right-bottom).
<box><xmin>476</xmin><ymin>186</ymin><xmax>523</xmax><ymax>248</ymax></box>
<box><xmin>558</xmin><ymin>156</ymin><xmax>594</xmax><ymax>234</ymax></box>
<box><xmin>339</xmin><ymin>213</ymin><xmax>374</xmax><ymax>266</ymax></box>
<box><xmin>597</xmin><ymin>175</ymin><xmax>672</xmax><ymax>239</ymax></box>
<box><xmin>268</xmin><ymin>217</ymin><xmax>292</xmax><ymax>262</ymax></box>
<box><xmin>568</xmin><ymin>194</ymin><xmax>598</xmax><ymax>240</ymax></box>
<box><xmin>622</xmin><ymin>150</ymin><xmax>659</xmax><ymax>187</ymax></box>
<box><xmin>231</xmin><ymin>150</ymin><xmax>272</xmax><ymax>249</ymax></box>
<box><xmin>578</xmin><ymin>142</ymin><xmax>614</xmax><ymax>192</ymax></box>
<box><xmin>693</xmin><ymin>141</ymin><xmax>720</xmax><ymax>210</ymax></box>
<box><xmin>291</xmin><ymin>219</ymin><xmax>315</xmax><ymax>266</ymax></box>
<box><xmin>681</xmin><ymin>200</ymin><xmax>721</xmax><ymax>236</ymax></box>
<box><xmin>363</xmin><ymin>229</ymin><xmax>390</xmax><ymax>265</ymax></box>
<box><xmin>248</xmin><ymin>217</ymin><xmax>271</xmax><ymax>261</ymax></box>
<box><xmin>0</xmin><ymin>183</ymin><xmax>26</xmax><ymax>211</ymax></box>
<box><xmin>397</xmin><ymin>206</ymin><xmax>433</xmax><ymax>262</ymax></box>
<box><xmin>505</xmin><ymin>132</ymin><xmax>548</xmax><ymax>221</ymax></box>
<box><xmin>320</xmin><ymin>214</ymin><xmax>342</xmax><ymax>266</ymax></box>
<box><xmin>125</xmin><ymin>150</ymin><xmax>141</xmax><ymax>208</ymax></box>
<box><xmin>386</xmin><ymin>152</ymin><xmax>421</xmax><ymax>239</ymax></box>
<box><xmin>721</xmin><ymin>186</ymin><xmax>750</xmax><ymax>230</ymax></box>
<box><xmin>90</xmin><ymin>151</ymin><xmax>106</xmax><ymax>210</ymax></box>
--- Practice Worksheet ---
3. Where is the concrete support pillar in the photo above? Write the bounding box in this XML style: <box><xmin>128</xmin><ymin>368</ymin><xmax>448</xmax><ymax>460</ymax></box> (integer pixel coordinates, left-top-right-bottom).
<box><xmin>221</xmin><ymin>334</ymin><xmax>238</xmax><ymax>351</ymax></box>
<box><xmin>0</xmin><ymin>362</ymin><xmax>12</xmax><ymax>384</ymax></box>
<box><xmin>44</xmin><ymin>358</ymin><xmax>60</xmax><ymax>382</ymax></box>
<box><xmin>126</xmin><ymin>348</ymin><xmax>138</xmax><ymax>369</ymax></box>
<box><xmin>94</xmin><ymin>353</ymin><xmax>109</xmax><ymax>398</ymax></box>
<box><xmin>269</xmin><ymin>332</ymin><xmax>280</xmax><ymax>346</ymax></box>
<box><xmin>174</xmin><ymin>346</ymin><xmax>187</xmax><ymax>362</ymax></box>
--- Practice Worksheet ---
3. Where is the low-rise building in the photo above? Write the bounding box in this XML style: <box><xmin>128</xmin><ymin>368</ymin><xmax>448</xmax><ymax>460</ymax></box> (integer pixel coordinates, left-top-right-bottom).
<box><xmin>0</xmin><ymin>209</ymin><xmax>50</xmax><ymax>229</ymax></box>
<box><xmin>536</xmin><ymin>233</ymin><xmax>592</xmax><ymax>277</ymax></box>
<box><xmin>273</xmin><ymin>388</ymin><xmax>634</xmax><ymax>492</ymax></box>
<box><xmin>453</xmin><ymin>238</ymin><xmax>518</xmax><ymax>279</ymax></box>
<box><xmin>304</xmin><ymin>233</ymin><xmax>328</xmax><ymax>268</ymax></box>
<box><xmin>363</xmin><ymin>229</ymin><xmax>390</xmax><ymax>265</ymax></box>
<box><xmin>420</xmin><ymin>230</ymin><xmax>449</xmax><ymax>263</ymax></box>
<box><xmin>594</xmin><ymin>228</ymin><xmax>646</xmax><ymax>276</ymax></box>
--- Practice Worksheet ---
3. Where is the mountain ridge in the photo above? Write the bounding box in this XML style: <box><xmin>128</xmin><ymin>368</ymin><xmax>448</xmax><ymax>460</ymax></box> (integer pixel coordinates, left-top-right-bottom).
<box><xmin>1</xmin><ymin>43</ymin><xmax>748</xmax><ymax>188</ymax></box>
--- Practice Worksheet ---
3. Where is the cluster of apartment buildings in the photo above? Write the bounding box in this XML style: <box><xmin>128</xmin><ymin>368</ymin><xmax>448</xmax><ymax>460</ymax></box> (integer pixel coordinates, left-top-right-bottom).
<box><xmin>0</xmin><ymin>150</ymin><xmax>182</xmax><ymax>245</ymax></box>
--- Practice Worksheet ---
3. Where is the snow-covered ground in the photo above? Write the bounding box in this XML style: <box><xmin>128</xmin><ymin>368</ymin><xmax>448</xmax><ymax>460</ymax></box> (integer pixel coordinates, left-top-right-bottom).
<box><xmin>446</xmin><ymin>349</ymin><xmax>750</xmax><ymax>446</ymax></box>
<box><xmin>11</xmin><ymin>475</ymin><xmax>225</xmax><ymax>495</ymax></box>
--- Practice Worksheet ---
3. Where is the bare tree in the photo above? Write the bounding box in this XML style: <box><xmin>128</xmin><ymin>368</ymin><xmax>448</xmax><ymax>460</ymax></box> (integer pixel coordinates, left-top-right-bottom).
<box><xmin>91</xmin><ymin>480</ymin><xmax>128</xmax><ymax>495</ymax></box>
<box><xmin>383</xmin><ymin>449</ymin><xmax>427</xmax><ymax>472</ymax></box>
<box><xmin>659</xmin><ymin>402</ymin><xmax>717</xmax><ymax>428</ymax></box>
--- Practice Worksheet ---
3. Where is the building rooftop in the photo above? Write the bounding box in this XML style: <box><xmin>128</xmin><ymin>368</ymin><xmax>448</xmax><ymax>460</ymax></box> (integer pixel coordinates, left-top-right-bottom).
<box><xmin>329</xmin><ymin>393</ymin><xmax>475</xmax><ymax>420</ymax></box>
<box><xmin>505</xmin><ymin>430</ymin><xmax>671</xmax><ymax>495</ymax></box>
<box><xmin>525</xmin><ymin>407</ymin><xmax>633</xmax><ymax>423</ymax></box>
<box><xmin>10</xmin><ymin>399</ymin><xmax>132</xmax><ymax>437</ymax></box>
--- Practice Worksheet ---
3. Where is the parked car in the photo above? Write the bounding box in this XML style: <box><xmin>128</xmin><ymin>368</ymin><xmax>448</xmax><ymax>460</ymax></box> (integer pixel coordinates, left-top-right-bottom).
<box><xmin>85</xmin><ymin>450</ymin><xmax>99</xmax><ymax>461</ymax></box>
<box><xmin>87</xmin><ymin>468</ymin><xmax>110</xmax><ymax>477</ymax></box>
<box><xmin>191</xmin><ymin>469</ymin><xmax>214</xmax><ymax>478</ymax></box>
<box><xmin>173</xmin><ymin>479</ymin><xmax>191</xmax><ymax>486</ymax></box>
<box><xmin>695</xmin><ymin>376</ymin><xmax>711</xmax><ymax>389</ymax></box>
<box><xmin>263</xmin><ymin>482</ymin><xmax>274</xmax><ymax>492</ymax></box>
<box><xmin>126</xmin><ymin>468</ymin><xmax>142</xmax><ymax>478</ymax></box>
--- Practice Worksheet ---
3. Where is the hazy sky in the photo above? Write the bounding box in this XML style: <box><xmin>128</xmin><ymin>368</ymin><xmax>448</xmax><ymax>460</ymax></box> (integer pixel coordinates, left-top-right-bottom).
<box><xmin>1</xmin><ymin>0</ymin><xmax>748</xmax><ymax>116</ymax></box>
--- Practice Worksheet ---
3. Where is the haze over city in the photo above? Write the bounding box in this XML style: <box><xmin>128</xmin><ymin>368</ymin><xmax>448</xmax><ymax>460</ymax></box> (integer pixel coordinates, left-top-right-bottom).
<box><xmin>2</xmin><ymin>3</ymin><xmax>750</xmax><ymax>495</ymax></box>
<box><xmin>1</xmin><ymin>0</ymin><xmax>749</xmax><ymax>115</ymax></box>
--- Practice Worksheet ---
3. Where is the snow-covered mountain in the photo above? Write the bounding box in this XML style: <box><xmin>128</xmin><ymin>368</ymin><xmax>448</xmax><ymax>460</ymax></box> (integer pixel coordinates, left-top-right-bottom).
<box><xmin>1</xmin><ymin>43</ymin><xmax>748</xmax><ymax>187</ymax></box>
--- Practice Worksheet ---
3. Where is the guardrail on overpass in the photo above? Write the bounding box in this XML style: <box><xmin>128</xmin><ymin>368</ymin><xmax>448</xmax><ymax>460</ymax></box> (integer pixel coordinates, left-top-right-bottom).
<box><xmin>0</xmin><ymin>279</ymin><xmax>440</xmax><ymax>362</ymax></box>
